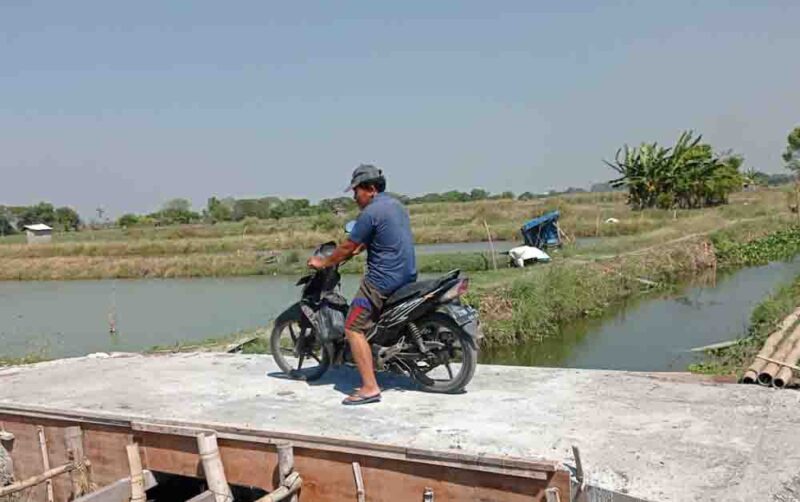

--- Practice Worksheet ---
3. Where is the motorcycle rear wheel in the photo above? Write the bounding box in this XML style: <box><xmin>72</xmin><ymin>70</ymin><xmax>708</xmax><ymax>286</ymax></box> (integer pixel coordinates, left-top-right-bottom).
<box><xmin>270</xmin><ymin>304</ymin><xmax>330</xmax><ymax>381</ymax></box>
<box><xmin>410</xmin><ymin>312</ymin><xmax>478</xmax><ymax>393</ymax></box>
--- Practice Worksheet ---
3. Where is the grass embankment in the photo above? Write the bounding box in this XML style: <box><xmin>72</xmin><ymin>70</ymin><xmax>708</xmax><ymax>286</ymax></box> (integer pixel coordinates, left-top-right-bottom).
<box><xmin>148</xmin><ymin>328</ymin><xmax>271</xmax><ymax>354</ymax></box>
<box><xmin>0</xmin><ymin>189</ymin><xmax>789</xmax><ymax>281</ymax></box>
<box><xmin>0</xmin><ymin>250</ymin><xmax>499</xmax><ymax>281</ymax></box>
<box><xmin>471</xmin><ymin>213</ymin><xmax>800</xmax><ymax>349</ymax></box>
<box><xmin>686</xmin><ymin>226</ymin><xmax>800</xmax><ymax>377</ymax></box>
<box><xmin>0</xmin><ymin>352</ymin><xmax>49</xmax><ymax>367</ymax></box>
<box><xmin>470</xmin><ymin>237</ymin><xmax>717</xmax><ymax>347</ymax></box>
<box><xmin>690</xmin><ymin>273</ymin><xmax>800</xmax><ymax>377</ymax></box>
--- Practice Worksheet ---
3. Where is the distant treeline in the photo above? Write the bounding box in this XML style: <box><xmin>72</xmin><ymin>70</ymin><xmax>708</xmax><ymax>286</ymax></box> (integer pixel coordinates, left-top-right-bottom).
<box><xmin>2</xmin><ymin>171</ymin><xmax>791</xmax><ymax>234</ymax></box>
<box><xmin>110</xmin><ymin>170</ymin><xmax>795</xmax><ymax>227</ymax></box>
<box><xmin>115</xmin><ymin>186</ymin><xmax>614</xmax><ymax>227</ymax></box>
<box><xmin>746</xmin><ymin>171</ymin><xmax>795</xmax><ymax>187</ymax></box>
<box><xmin>0</xmin><ymin>203</ymin><xmax>81</xmax><ymax>236</ymax></box>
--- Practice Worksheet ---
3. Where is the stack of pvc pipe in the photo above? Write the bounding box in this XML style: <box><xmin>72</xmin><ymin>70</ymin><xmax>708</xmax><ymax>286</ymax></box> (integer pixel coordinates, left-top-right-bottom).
<box><xmin>743</xmin><ymin>306</ymin><xmax>800</xmax><ymax>388</ymax></box>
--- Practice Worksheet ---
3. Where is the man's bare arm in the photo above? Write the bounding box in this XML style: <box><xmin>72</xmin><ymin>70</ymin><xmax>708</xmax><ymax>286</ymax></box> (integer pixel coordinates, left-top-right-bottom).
<box><xmin>308</xmin><ymin>240</ymin><xmax>361</xmax><ymax>269</ymax></box>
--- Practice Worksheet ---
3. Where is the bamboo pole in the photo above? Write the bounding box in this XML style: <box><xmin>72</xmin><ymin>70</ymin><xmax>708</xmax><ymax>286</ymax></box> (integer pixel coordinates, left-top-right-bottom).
<box><xmin>64</xmin><ymin>426</ymin><xmax>91</xmax><ymax>497</ymax></box>
<box><xmin>773</xmin><ymin>338</ymin><xmax>800</xmax><ymax>388</ymax></box>
<box><xmin>0</xmin><ymin>462</ymin><xmax>77</xmax><ymax>497</ymax></box>
<box><xmin>196</xmin><ymin>432</ymin><xmax>233</xmax><ymax>502</ymax></box>
<box><xmin>276</xmin><ymin>441</ymin><xmax>298</xmax><ymax>502</ymax></box>
<box><xmin>545</xmin><ymin>487</ymin><xmax>562</xmax><ymax>502</ymax></box>
<box><xmin>37</xmin><ymin>426</ymin><xmax>55</xmax><ymax>502</ymax></box>
<box><xmin>352</xmin><ymin>462</ymin><xmax>365</xmax><ymax>502</ymax></box>
<box><xmin>126</xmin><ymin>443</ymin><xmax>146</xmax><ymax>502</ymax></box>
<box><xmin>254</xmin><ymin>472</ymin><xmax>301</xmax><ymax>502</ymax></box>
<box><xmin>482</xmin><ymin>220</ymin><xmax>498</xmax><ymax>271</ymax></box>
<box><xmin>758</xmin><ymin>323</ymin><xmax>800</xmax><ymax>386</ymax></box>
<box><xmin>743</xmin><ymin>307</ymin><xmax>800</xmax><ymax>383</ymax></box>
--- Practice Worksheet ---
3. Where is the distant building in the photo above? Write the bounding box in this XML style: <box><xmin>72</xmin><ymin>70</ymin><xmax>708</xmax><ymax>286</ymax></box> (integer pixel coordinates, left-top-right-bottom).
<box><xmin>24</xmin><ymin>223</ymin><xmax>52</xmax><ymax>244</ymax></box>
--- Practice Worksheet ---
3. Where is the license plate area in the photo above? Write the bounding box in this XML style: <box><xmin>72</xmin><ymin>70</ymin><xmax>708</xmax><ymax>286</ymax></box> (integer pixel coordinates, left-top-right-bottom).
<box><xmin>444</xmin><ymin>304</ymin><xmax>482</xmax><ymax>339</ymax></box>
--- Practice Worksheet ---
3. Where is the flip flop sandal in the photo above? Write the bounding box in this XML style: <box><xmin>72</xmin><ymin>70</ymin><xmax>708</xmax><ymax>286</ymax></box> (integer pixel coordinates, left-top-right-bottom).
<box><xmin>342</xmin><ymin>393</ymin><xmax>382</xmax><ymax>406</ymax></box>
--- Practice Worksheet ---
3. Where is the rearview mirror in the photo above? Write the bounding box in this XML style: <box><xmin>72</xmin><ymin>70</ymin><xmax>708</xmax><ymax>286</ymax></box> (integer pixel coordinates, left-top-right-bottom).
<box><xmin>344</xmin><ymin>220</ymin><xmax>356</xmax><ymax>234</ymax></box>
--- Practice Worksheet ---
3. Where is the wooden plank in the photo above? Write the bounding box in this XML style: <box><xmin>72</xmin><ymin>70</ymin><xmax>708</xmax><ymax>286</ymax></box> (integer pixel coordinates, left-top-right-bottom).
<box><xmin>0</xmin><ymin>418</ymin><xmax>51</xmax><ymax>501</ymax></box>
<box><xmin>134</xmin><ymin>421</ymin><xmax>557</xmax><ymax>479</ymax></box>
<box><xmin>73</xmin><ymin>471</ymin><xmax>157</xmax><ymax>502</ymax></box>
<box><xmin>1</xmin><ymin>411</ymin><xmax>571</xmax><ymax>502</ymax></box>
<box><xmin>2</xmin><ymin>405</ymin><xmax>562</xmax><ymax>480</ymax></box>
<box><xmin>82</xmin><ymin>424</ymin><xmax>137</xmax><ymax>489</ymax></box>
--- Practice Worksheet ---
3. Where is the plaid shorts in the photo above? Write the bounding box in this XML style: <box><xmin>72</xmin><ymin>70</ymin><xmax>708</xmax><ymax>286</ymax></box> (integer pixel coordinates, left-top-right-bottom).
<box><xmin>345</xmin><ymin>279</ymin><xmax>387</xmax><ymax>334</ymax></box>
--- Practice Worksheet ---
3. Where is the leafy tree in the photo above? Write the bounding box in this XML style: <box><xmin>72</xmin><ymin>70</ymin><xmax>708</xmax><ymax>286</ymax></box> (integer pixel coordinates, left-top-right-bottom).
<box><xmin>151</xmin><ymin>198</ymin><xmax>200</xmax><ymax>225</ymax></box>
<box><xmin>206</xmin><ymin>197</ymin><xmax>234</xmax><ymax>222</ymax></box>
<box><xmin>118</xmin><ymin>214</ymin><xmax>140</xmax><ymax>227</ymax></box>
<box><xmin>318</xmin><ymin>197</ymin><xmax>357</xmax><ymax>213</ymax></box>
<box><xmin>744</xmin><ymin>169</ymin><xmax>770</xmax><ymax>187</ymax></box>
<box><xmin>607</xmin><ymin>130</ymin><xmax>744</xmax><ymax>210</ymax></box>
<box><xmin>469</xmin><ymin>188</ymin><xmax>490</xmax><ymax>200</ymax></box>
<box><xmin>16</xmin><ymin>202</ymin><xmax>56</xmax><ymax>230</ymax></box>
<box><xmin>54</xmin><ymin>207</ymin><xmax>81</xmax><ymax>231</ymax></box>
<box><xmin>783</xmin><ymin>126</ymin><xmax>800</xmax><ymax>173</ymax></box>
<box><xmin>162</xmin><ymin>198</ymin><xmax>192</xmax><ymax>213</ymax></box>
<box><xmin>517</xmin><ymin>192</ymin><xmax>538</xmax><ymax>201</ymax></box>
<box><xmin>0</xmin><ymin>209</ymin><xmax>15</xmax><ymax>236</ymax></box>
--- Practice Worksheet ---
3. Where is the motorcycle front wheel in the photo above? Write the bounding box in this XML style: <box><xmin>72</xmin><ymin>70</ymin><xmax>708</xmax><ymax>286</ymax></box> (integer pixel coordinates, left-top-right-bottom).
<box><xmin>409</xmin><ymin>312</ymin><xmax>478</xmax><ymax>393</ymax></box>
<box><xmin>270</xmin><ymin>303</ymin><xmax>330</xmax><ymax>381</ymax></box>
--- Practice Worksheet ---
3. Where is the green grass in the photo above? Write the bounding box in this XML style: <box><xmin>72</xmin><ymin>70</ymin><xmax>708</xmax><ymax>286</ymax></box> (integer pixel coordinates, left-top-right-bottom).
<box><xmin>713</xmin><ymin>226</ymin><xmax>800</xmax><ymax>267</ymax></box>
<box><xmin>147</xmin><ymin>328</ymin><xmax>271</xmax><ymax>353</ymax></box>
<box><xmin>0</xmin><ymin>352</ymin><xmax>50</xmax><ymax>367</ymax></box>
<box><xmin>469</xmin><ymin>236</ymin><xmax>715</xmax><ymax>347</ymax></box>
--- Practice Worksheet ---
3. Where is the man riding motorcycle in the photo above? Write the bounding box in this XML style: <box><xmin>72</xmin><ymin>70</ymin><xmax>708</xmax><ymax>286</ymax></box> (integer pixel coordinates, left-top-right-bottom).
<box><xmin>307</xmin><ymin>164</ymin><xmax>417</xmax><ymax>405</ymax></box>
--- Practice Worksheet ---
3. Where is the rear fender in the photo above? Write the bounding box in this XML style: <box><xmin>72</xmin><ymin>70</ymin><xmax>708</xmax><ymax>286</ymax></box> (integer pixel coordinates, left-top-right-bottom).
<box><xmin>435</xmin><ymin>302</ymin><xmax>483</xmax><ymax>342</ymax></box>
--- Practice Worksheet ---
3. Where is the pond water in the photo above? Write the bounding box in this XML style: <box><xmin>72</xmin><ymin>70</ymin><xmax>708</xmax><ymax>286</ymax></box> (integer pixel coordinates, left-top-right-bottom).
<box><xmin>0</xmin><ymin>276</ymin><xmax>364</xmax><ymax>358</ymax></box>
<box><xmin>3</xmin><ymin>259</ymin><xmax>800</xmax><ymax>370</ymax></box>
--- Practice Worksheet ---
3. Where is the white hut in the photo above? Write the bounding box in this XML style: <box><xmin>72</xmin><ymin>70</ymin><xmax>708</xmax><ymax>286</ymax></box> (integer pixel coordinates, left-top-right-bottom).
<box><xmin>24</xmin><ymin>223</ymin><xmax>53</xmax><ymax>244</ymax></box>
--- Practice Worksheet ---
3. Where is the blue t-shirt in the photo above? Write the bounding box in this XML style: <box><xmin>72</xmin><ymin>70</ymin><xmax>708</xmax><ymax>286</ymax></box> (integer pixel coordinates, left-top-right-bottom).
<box><xmin>349</xmin><ymin>193</ymin><xmax>417</xmax><ymax>295</ymax></box>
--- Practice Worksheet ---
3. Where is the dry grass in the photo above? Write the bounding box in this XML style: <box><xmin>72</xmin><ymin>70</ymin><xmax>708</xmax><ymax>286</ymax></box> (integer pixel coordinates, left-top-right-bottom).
<box><xmin>0</xmin><ymin>188</ymin><xmax>790</xmax><ymax>281</ymax></box>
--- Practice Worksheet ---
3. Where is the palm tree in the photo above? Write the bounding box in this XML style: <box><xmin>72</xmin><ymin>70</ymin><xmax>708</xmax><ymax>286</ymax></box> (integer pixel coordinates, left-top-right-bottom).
<box><xmin>607</xmin><ymin>131</ymin><xmax>743</xmax><ymax>210</ymax></box>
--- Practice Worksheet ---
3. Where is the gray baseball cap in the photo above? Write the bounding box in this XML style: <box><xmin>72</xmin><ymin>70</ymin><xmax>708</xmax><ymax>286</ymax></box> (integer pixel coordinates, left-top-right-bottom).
<box><xmin>345</xmin><ymin>164</ymin><xmax>383</xmax><ymax>192</ymax></box>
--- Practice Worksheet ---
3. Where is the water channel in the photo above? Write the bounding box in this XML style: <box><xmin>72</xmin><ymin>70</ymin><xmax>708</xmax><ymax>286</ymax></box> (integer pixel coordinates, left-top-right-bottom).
<box><xmin>2</xmin><ymin>250</ymin><xmax>800</xmax><ymax>370</ymax></box>
<box><xmin>481</xmin><ymin>258</ymin><xmax>800</xmax><ymax>370</ymax></box>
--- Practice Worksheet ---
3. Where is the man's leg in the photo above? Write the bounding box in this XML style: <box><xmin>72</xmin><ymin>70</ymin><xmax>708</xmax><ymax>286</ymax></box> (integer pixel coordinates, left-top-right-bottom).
<box><xmin>343</xmin><ymin>286</ymin><xmax>384</xmax><ymax>401</ymax></box>
<box><xmin>344</xmin><ymin>328</ymin><xmax>380</xmax><ymax>397</ymax></box>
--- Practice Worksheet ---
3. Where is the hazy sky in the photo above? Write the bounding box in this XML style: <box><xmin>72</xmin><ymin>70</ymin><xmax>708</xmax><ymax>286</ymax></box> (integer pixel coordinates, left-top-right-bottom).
<box><xmin>1</xmin><ymin>1</ymin><xmax>798</xmax><ymax>218</ymax></box>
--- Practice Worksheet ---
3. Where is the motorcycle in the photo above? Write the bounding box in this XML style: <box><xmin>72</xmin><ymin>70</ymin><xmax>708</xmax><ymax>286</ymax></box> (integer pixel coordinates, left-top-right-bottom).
<box><xmin>270</xmin><ymin>222</ymin><xmax>481</xmax><ymax>393</ymax></box>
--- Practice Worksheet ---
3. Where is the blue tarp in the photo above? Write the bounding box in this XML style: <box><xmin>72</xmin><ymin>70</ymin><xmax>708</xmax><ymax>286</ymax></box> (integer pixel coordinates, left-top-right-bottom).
<box><xmin>520</xmin><ymin>210</ymin><xmax>561</xmax><ymax>248</ymax></box>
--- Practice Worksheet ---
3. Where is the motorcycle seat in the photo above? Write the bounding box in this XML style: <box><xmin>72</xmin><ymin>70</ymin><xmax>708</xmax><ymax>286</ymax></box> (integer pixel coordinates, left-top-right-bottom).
<box><xmin>384</xmin><ymin>270</ymin><xmax>460</xmax><ymax>307</ymax></box>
